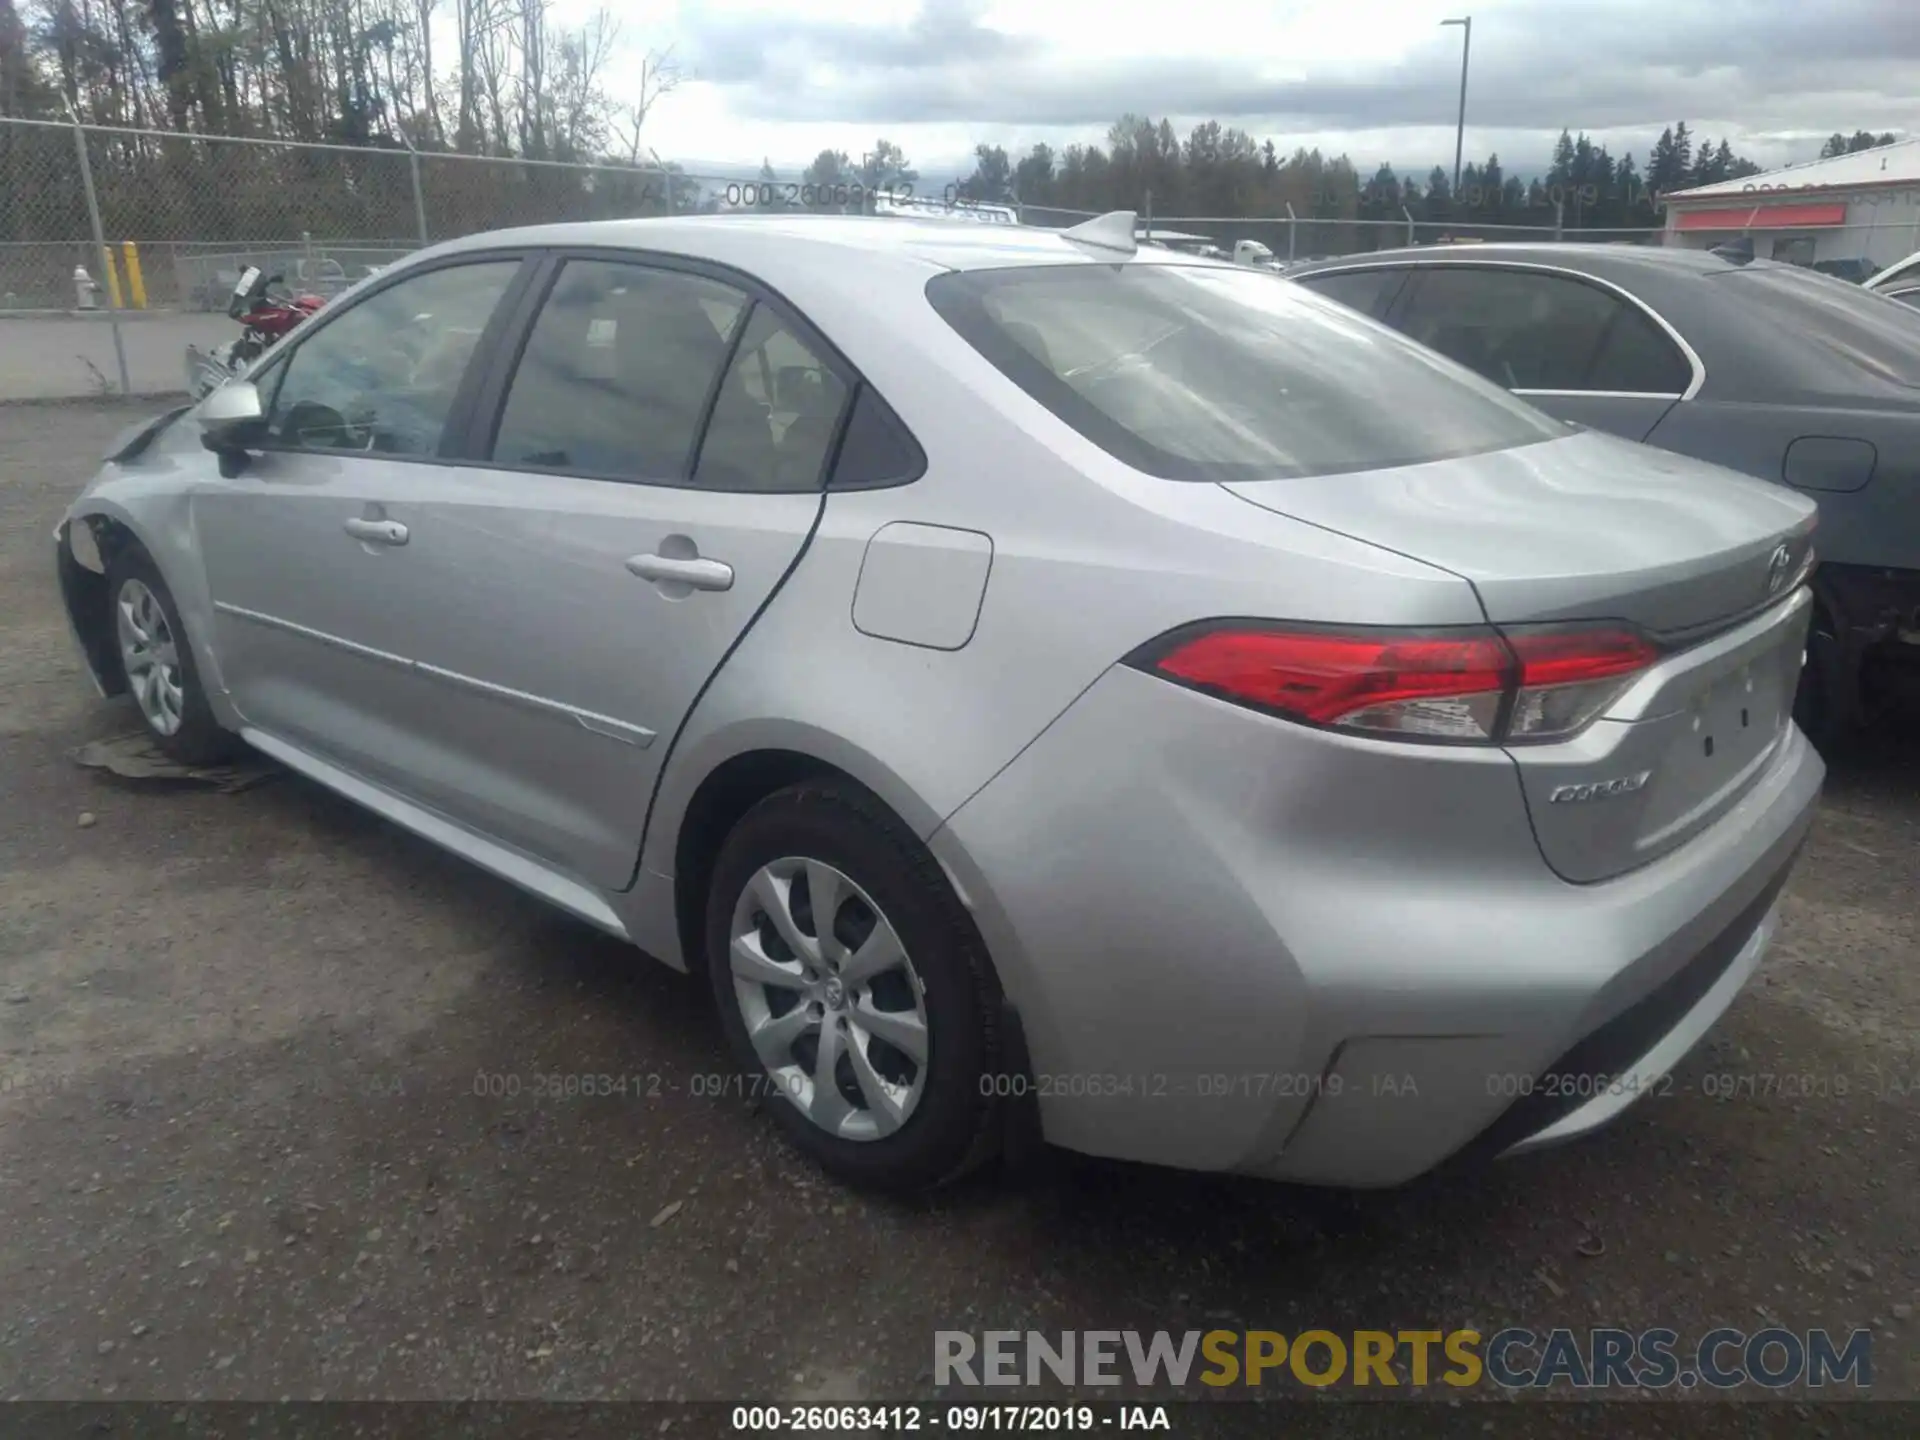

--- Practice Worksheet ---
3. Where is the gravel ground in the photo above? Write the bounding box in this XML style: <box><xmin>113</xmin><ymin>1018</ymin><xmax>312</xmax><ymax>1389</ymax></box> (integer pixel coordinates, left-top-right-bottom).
<box><xmin>2</xmin><ymin>401</ymin><xmax>1917</xmax><ymax>1416</ymax></box>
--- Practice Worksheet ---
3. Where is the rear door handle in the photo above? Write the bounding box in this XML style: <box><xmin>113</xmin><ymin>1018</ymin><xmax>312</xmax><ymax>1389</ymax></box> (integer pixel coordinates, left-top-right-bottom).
<box><xmin>344</xmin><ymin>517</ymin><xmax>409</xmax><ymax>546</ymax></box>
<box><xmin>625</xmin><ymin>553</ymin><xmax>734</xmax><ymax>592</ymax></box>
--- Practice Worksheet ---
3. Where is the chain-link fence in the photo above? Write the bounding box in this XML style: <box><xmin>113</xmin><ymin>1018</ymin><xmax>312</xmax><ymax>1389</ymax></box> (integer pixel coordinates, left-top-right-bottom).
<box><xmin>12</xmin><ymin>113</ymin><xmax>1906</xmax><ymax>400</ymax></box>
<box><xmin>0</xmin><ymin>117</ymin><xmax>699</xmax><ymax>311</ymax></box>
<box><xmin>0</xmin><ymin>115</ymin><xmax>730</xmax><ymax>396</ymax></box>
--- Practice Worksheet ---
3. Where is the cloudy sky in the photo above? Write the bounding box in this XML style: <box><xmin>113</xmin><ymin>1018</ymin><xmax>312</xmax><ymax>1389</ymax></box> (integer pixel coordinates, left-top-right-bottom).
<box><xmin>581</xmin><ymin>0</ymin><xmax>1916</xmax><ymax>183</ymax></box>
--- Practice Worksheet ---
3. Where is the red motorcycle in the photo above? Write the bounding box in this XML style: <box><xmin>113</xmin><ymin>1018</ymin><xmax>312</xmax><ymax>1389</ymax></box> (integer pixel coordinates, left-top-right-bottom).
<box><xmin>186</xmin><ymin>265</ymin><xmax>326</xmax><ymax>398</ymax></box>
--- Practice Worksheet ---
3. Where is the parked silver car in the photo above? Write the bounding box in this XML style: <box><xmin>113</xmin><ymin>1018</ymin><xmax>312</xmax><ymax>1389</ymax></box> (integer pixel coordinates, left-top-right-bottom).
<box><xmin>1864</xmin><ymin>248</ymin><xmax>1920</xmax><ymax>308</ymax></box>
<box><xmin>55</xmin><ymin>212</ymin><xmax>1823</xmax><ymax>1191</ymax></box>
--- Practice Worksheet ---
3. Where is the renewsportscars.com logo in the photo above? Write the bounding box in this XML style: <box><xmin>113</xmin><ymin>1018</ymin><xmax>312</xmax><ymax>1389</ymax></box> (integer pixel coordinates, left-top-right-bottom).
<box><xmin>935</xmin><ymin>1328</ymin><xmax>1873</xmax><ymax>1391</ymax></box>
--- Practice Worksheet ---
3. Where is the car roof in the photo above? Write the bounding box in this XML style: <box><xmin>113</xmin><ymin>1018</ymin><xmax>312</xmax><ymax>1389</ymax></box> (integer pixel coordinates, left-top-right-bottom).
<box><xmin>1284</xmin><ymin>242</ymin><xmax>1755</xmax><ymax>283</ymax></box>
<box><xmin>1289</xmin><ymin>242</ymin><xmax>1920</xmax><ymax>404</ymax></box>
<box><xmin>430</xmin><ymin>213</ymin><xmax>1234</xmax><ymax>280</ymax></box>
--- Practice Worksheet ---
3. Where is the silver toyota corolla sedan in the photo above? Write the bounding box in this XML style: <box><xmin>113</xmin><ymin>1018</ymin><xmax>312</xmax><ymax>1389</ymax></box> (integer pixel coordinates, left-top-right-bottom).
<box><xmin>54</xmin><ymin>211</ymin><xmax>1823</xmax><ymax>1192</ymax></box>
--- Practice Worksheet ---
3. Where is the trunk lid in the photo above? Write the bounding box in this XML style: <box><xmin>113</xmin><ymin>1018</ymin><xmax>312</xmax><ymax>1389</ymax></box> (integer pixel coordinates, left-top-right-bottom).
<box><xmin>1221</xmin><ymin>429</ymin><xmax>1816</xmax><ymax>637</ymax></box>
<box><xmin>1222</xmin><ymin>429</ymin><xmax>1819</xmax><ymax>881</ymax></box>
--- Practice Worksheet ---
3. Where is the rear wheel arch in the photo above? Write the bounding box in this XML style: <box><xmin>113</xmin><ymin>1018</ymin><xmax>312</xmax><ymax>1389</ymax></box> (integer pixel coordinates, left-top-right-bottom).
<box><xmin>671</xmin><ymin>748</ymin><xmax>844</xmax><ymax>974</ymax></box>
<box><xmin>654</xmin><ymin>731</ymin><xmax>948</xmax><ymax>961</ymax></box>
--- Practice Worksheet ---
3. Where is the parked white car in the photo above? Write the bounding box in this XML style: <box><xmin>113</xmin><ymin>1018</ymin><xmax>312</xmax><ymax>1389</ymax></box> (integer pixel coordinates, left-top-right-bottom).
<box><xmin>1232</xmin><ymin>239</ymin><xmax>1285</xmax><ymax>271</ymax></box>
<box><xmin>1864</xmin><ymin>249</ymin><xmax>1920</xmax><ymax>306</ymax></box>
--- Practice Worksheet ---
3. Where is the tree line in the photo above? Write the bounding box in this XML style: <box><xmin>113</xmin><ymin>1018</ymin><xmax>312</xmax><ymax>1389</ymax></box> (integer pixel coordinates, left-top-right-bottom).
<box><xmin>930</xmin><ymin>118</ymin><xmax>1786</xmax><ymax>232</ymax></box>
<box><xmin>796</xmin><ymin>119</ymin><xmax>1900</xmax><ymax>239</ymax></box>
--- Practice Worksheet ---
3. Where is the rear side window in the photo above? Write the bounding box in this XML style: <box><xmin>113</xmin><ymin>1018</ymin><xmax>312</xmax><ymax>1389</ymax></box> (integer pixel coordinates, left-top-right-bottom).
<box><xmin>831</xmin><ymin>387</ymin><xmax>927</xmax><ymax>488</ymax></box>
<box><xmin>1587</xmin><ymin>305</ymin><xmax>1694</xmax><ymax>393</ymax></box>
<box><xmin>1291</xmin><ymin>267</ymin><xmax>1406</xmax><ymax>318</ymax></box>
<box><xmin>1396</xmin><ymin>266</ymin><xmax>1690</xmax><ymax>394</ymax></box>
<box><xmin>926</xmin><ymin>263</ymin><xmax>1562</xmax><ymax>483</ymax></box>
<box><xmin>490</xmin><ymin>259</ymin><xmax>748</xmax><ymax>479</ymax></box>
<box><xmin>691</xmin><ymin>304</ymin><xmax>849</xmax><ymax>492</ymax></box>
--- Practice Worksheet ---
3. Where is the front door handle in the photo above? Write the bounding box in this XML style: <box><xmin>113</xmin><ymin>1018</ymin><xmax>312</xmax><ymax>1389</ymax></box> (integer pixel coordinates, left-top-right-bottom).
<box><xmin>344</xmin><ymin>517</ymin><xmax>409</xmax><ymax>546</ymax></box>
<box><xmin>625</xmin><ymin>553</ymin><xmax>734</xmax><ymax>592</ymax></box>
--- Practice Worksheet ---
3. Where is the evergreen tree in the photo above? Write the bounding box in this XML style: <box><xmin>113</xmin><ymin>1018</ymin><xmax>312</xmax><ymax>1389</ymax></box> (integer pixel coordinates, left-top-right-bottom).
<box><xmin>960</xmin><ymin>144</ymin><xmax>1013</xmax><ymax>202</ymax></box>
<box><xmin>1014</xmin><ymin>143</ymin><xmax>1056</xmax><ymax>204</ymax></box>
<box><xmin>1548</xmin><ymin>130</ymin><xmax>1577</xmax><ymax>187</ymax></box>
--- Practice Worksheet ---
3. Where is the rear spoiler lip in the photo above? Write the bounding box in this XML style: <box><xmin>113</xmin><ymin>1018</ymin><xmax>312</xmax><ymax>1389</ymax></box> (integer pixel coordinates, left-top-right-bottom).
<box><xmin>1643</xmin><ymin>531</ymin><xmax>1819</xmax><ymax>652</ymax></box>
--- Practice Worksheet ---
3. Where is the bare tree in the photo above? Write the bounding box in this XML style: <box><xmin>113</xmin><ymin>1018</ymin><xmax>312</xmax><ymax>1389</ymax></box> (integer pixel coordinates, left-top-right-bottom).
<box><xmin>611</xmin><ymin>42</ymin><xmax>679</xmax><ymax>163</ymax></box>
<box><xmin>542</xmin><ymin>6</ymin><xmax>612</xmax><ymax>159</ymax></box>
<box><xmin>409</xmin><ymin>0</ymin><xmax>434</xmax><ymax>136</ymax></box>
<box><xmin>514</xmin><ymin>0</ymin><xmax>543</xmax><ymax>157</ymax></box>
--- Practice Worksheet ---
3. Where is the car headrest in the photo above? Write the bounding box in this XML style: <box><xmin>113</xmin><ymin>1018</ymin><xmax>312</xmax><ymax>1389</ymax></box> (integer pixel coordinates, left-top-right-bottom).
<box><xmin>772</xmin><ymin>365</ymin><xmax>838</xmax><ymax>417</ymax></box>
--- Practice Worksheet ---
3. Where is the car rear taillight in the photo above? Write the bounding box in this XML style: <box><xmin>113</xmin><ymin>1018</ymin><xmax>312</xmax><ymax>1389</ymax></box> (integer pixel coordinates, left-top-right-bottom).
<box><xmin>1501</xmin><ymin>625</ymin><xmax>1663</xmax><ymax>740</ymax></box>
<box><xmin>1127</xmin><ymin>621</ymin><xmax>1661</xmax><ymax>744</ymax></box>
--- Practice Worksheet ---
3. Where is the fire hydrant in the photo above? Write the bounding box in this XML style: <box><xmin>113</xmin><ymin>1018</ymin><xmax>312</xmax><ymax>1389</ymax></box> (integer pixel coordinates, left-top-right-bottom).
<box><xmin>74</xmin><ymin>265</ymin><xmax>100</xmax><ymax>310</ymax></box>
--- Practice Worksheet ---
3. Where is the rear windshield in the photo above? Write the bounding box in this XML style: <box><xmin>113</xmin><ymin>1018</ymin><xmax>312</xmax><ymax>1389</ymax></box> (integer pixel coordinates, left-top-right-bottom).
<box><xmin>926</xmin><ymin>263</ymin><xmax>1565</xmax><ymax>482</ymax></box>
<box><xmin>1714</xmin><ymin>263</ymin><xmax>1920</xmax><ymax>390</ymax></box>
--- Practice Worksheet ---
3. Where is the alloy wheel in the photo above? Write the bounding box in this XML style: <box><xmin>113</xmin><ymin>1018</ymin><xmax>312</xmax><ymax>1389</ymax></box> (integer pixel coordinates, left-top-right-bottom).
<box><xmin>116</xmin><ymin>578</ymin><xmax>186</xmax><ymax>737</ymax></box>
<box><xmin>727</xmin><ymin>857</ymin><xmax>930</xmax><ymax>1141</ymax></box>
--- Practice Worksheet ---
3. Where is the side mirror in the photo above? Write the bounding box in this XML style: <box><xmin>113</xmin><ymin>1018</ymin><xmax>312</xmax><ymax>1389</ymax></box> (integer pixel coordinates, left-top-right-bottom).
<box><xmin>199</xmin><ymin>380</ymin><xmax>267</xmax><ymax>463</ymax></box>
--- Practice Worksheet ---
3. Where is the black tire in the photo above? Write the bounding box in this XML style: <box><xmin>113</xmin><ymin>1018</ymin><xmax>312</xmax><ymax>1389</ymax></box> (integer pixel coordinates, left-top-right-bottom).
<box><xmin>1793</xmin><ymin>600</ymin><xmax>1852</xmax><ymax>754</ymax></box>
<box><xmin>105</xmin><ymin>547</ymin><xmax>239</xmax><ymax>767</ymax></box>
<box><xmin>704</xmin><ymin>780</ymin><xmax>1002</xmax><ymax>1192</ymax></box>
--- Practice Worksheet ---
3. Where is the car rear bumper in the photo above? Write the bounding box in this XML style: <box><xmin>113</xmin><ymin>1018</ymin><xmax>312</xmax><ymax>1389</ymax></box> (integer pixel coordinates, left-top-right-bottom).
<box><xmin>1475</xmin><ymin>857</ymin><xmax>1788</xmax><ymax>1159</ymax></box>
<box><xmin>932</xmin><ymin>664</ymin><xmax>1823</xmax><ymax>1184</ymax></box>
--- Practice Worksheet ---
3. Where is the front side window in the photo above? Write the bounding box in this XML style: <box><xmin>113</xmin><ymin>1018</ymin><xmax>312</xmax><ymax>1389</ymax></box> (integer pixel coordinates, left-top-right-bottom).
<box><xmin>1395</xmin><ymin>266</ymin><xmax>1689</xmax><ymax>394</ymax></box>
<box><xmin>926</xmin><ymin>262</ymin><xmax>1563</xmax><ymax>483</ymax></box>
<box><xmin>264</xmin><ymin>260</ymin><xmax>520</xmax><ymax>455</ymax></box>
<box><xmin>490</xmin><ymin>259</ymin><xmax>749</xmax><ymax>480</ymax></box>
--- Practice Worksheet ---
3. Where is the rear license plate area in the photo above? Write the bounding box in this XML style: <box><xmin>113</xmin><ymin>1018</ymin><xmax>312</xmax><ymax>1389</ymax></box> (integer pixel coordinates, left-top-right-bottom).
<box><xmin>1684</xmin><ymin>646</ymin><xmax>1793</xmax><ymax>769</ymax></box>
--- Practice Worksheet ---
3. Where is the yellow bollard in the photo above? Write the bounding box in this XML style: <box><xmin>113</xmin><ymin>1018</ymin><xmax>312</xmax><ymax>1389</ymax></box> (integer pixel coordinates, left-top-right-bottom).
<box><xmin>121</xmin><ymin>241</ymin><xmax>147</xmax><ymax>310</ymax></box>
<box><xmin>100</xmin><ymin>247</ymin><xmax>125</xmax><ymax>309</ymax></box>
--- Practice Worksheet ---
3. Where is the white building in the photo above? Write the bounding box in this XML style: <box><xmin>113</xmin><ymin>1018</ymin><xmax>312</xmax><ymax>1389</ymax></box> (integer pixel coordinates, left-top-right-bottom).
<box><xmin>1661</xmin><ymin>139</ymin><xmax>1920</xmax><ymax>273</ymax></box>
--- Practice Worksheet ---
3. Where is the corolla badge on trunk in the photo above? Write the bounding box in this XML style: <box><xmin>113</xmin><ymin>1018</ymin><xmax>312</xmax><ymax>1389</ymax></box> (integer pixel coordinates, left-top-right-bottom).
<box><xmin>1549</xmin><ymin>771</ymin><xmax>1652</xmax><ymax>804</ymax></box>
<box><xmin>1766</xmin><ymin>543</ymin><xmax>1793</xmax><ymax>596</ymax></box>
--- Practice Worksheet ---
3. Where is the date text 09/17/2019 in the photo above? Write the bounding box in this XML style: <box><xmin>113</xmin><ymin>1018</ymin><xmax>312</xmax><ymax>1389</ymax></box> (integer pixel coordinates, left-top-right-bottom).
<box><xmin>730</xmin><ymin>1406</ymin><xmax>1168</xmax><ymax>1432</ymax></box>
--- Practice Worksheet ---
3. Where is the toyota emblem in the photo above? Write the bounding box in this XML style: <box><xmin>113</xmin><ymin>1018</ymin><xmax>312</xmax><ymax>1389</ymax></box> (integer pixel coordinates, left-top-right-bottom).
<box><xmin>1766</xmin><ymin>543</ymin><xmax>1792</xmax><ymax>596</ymax></box>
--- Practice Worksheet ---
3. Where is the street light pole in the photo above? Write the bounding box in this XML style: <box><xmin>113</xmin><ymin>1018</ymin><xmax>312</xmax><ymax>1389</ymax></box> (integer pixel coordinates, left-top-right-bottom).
<box><xmin>1441</xmin><ymin>16</ymin><xmax>1472</xmax><ymax>199</ymax></box>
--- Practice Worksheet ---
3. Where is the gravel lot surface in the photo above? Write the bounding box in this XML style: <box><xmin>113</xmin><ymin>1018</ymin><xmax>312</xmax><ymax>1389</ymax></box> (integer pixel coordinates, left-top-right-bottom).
<box><xmin>2</xmin><ymin>401</ymin><xmax>1916</xmax><ymax>1425</ymax></box>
